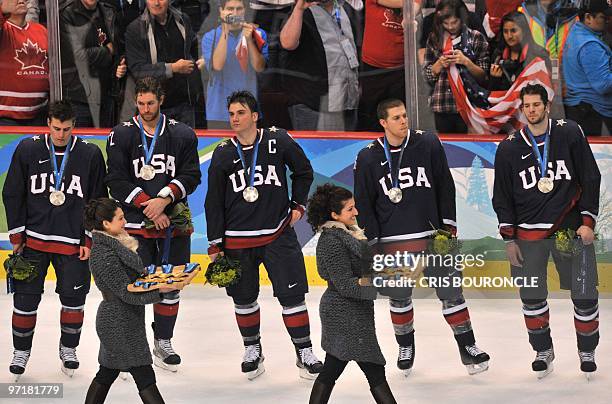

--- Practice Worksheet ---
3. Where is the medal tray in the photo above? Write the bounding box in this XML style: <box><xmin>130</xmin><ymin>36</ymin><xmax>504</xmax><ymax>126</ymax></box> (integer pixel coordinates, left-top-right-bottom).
<box><xmin>127</xmin><ymin>263</ymin><xmax>201</xmax><ymax>292</ymax></box>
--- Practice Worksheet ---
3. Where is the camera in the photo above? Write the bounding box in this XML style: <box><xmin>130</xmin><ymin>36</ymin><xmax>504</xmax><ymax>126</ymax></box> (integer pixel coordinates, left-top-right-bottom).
<box><xmin>225</xmin><ymin>14</ymin><xmax>245</xmax><ymax>24</ymax></box>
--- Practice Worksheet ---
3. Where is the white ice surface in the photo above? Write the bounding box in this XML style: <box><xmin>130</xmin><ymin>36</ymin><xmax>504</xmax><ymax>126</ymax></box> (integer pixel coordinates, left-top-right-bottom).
<box><xmin>1</xmin><ymin>284</ymin><xmax>611</xmax><ymax>403</ymax></box>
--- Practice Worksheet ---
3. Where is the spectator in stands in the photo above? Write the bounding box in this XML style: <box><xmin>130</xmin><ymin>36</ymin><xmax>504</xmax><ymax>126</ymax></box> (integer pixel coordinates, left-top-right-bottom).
<box><xmin>423</xmin><ymin>0</ymin><xmax>489</xmax><ymax>134</ymax></box>
<box><xmin>172</xmin><ymin>0</ymin><xmax>209</xmax><ymax>33</ymax></box>
<box><xmin>280</xmin><ymin>0</ymin><xmax>360</xmax><ymax>131</ymax></box>
<box><xmin>126</xmin><ymin>0</ymin><xmax>203</xmax><ymax>128</ymax></box>
<box><xmin>359</xmin><ymin>0</ymin><xmax>405</xmax><ymax>131</ymax></box>
<box><xmin>489</xmin><ymin>11</ymin><xmax>551</xmax><ymax>91</ymax></box>
<box><xmin>202</xmin><ymin>0</ymin><xmax>268</xmax><ymax>128</ymax></box>
<box><xmin>562</xmin><ymin>0</ymin><xmax>611</xmax><ymax>136</ymax></box>
<box><xmin>59</xmin><ymin>0</ymin><xmax>119</xmax><ymax>127</ymax></box>
<box><xmin>0</xmin><ymin>0</ymin><xmax>49</xmax><ymax>126</ymax></box>
<box><xmin>26</xmin><ymin>0</ymin><xmax>38</xmax><ymax>21</ymax></box>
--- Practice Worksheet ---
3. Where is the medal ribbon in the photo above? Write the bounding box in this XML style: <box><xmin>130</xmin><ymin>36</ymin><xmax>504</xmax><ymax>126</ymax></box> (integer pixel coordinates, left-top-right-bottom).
<box><xmin>138</xmin><ymin>114</ymin><xmax>164</xmax><ymax>165</ymax></box>
<box><xmin>382</xmin><ymin>132</ymin><xmax>409</xmax><ymax>189</ymax></box>
<box><xmin>235</xmin><ymin>130</ymin><xmax>261</xmax><ymax>189</ymax></box>
<box><xmin>524</xmin><ymin>123</ymin><xmax>550</xmax><ymax>179</ymax></box>
<box><xmin>49</xmin><ymin>136</ymin><xmax>73</xmax><ymax>192</ymax></box>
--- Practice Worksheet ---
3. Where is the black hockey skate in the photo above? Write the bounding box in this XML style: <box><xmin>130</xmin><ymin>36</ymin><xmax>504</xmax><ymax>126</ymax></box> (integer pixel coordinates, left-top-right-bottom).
<box><xmin>458</xmin><ymin>344</ymin><xmax>490</xmax><ymax>375</ymax></box>
<box><xmin>295</xmin><ymin>346</ymin><xmax>323</xmax><ymax>380</ymax></box>
<box><xmin>242</xmin><ymin>342</ymin><xmax>265</xmax><ymax>380</ymax></box>
<box><xmin>579</xmin><ymin>351</ymin><xmax>596</xmax><ymax>380</ymax></box>
<box><xmin>9</xmin><ymin>349</ymin><xmax>31</xmax><ymax>382</ymax></box>
<box><xmin>532</xmin><ymin>347</ymin><xmax>554</xmax><ymax>379</ymax></box>
<box><xmin>59</xmin><ymin>344</ymin><xmax>79</xmax><ymax>377</ymax></box>
<box><xmin>397</xmin><ymin>345</ymin><xmax>415</xmax><ymax>377</ymax></box>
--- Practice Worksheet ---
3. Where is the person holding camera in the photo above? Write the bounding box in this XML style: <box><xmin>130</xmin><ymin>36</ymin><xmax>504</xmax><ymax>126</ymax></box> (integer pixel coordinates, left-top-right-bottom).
<box><xmin>202</xmin><ymin>0</ymin><xmax>268</xmax><ymax>129</ymax></box>
<box><xmin>83</xmin><ymin>198</ymin><xmax>181</xmax><ymax>403</ymax></box>
<box><xmin>489</xmin><ymin>11</ymin><xmax>552</xmax><ymax>91</ymax></box>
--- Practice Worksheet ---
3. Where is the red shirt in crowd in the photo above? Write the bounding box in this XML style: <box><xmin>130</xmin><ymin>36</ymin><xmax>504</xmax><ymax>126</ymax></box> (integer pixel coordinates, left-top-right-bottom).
<box><xmin>0</xmin><ymin>18</ymin><xmax>49</xmax><ymax>120</ymax></box>
<box><xmin>362</xmin><ymin>0</ymin><xmax>404</xmax><ymax>68</ymax></box>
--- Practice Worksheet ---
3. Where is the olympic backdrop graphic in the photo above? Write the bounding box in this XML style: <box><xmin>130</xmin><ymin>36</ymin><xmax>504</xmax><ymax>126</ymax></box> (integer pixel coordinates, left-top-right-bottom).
<box><xmin>0</xmin><ymin>133</ymin><xmax>610</xmax><ymax>289</ymax></box>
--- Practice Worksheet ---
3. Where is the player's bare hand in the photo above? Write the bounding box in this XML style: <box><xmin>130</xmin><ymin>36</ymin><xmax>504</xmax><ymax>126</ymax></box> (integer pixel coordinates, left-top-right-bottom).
<box><xmin>79</xmin><ymin>246</ymin><xmax>90</xmax><ymax>261</ymax></box>
<box><xmin>289</xmin><ymin>209</ymin><xmax>302</xmax><ymax>226</ymax></box>
<box><xmin>141</xmin><ymin>197</ymin><xmax>171</xmax><ymax>220</ymax></box>
<box><xmin>209</xmin><ymin>251</ymin><xmax>224</xmax><ymax>263</ymax></box>
<box><xmin>505</xmin><ymin>241</ymin><xmax>523</xmax><ymax>267</ymax></box>
<box><xmin>153</xmin><ymin>213</ymin><xmax>171</xmax><ymax>230</ymax></box>
<box><xmin>576</xmin><ymin>225</ymin><xmax>595</xmax><ymax>245</ymax></box>
<box><xmin>12</xmin><ymin>242</ymin><xmax>25</xmax><ymax>254</ymax></box>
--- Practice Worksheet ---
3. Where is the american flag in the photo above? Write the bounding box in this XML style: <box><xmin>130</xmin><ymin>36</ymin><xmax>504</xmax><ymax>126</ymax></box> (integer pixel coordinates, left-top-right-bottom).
<box><xmin>447</xmin><ymin>57</ymin><xmax>554</xmax><ymax>134</ymax></box>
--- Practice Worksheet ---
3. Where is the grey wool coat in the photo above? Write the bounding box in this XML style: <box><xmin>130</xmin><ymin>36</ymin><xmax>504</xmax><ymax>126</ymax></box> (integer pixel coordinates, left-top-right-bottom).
<box><xmin>316</xmin><ymin>224</ymin><xmax>385</xmax><ymax>365</ymax></box>
<box><xmin>89</xmin><ymin>231</ymin><xmax>162</xmax><ymax>370</ymax></box>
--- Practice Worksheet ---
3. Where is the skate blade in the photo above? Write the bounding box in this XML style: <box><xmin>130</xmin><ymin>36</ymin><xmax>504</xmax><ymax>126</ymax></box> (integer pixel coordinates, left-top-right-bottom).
<box><xmin>402</xmin><ymin>368</ymin><xmax>412</xmax><ymax>378</ymax></box>
<box><xmin>119</xmin><ymin>372</ymin><xmax>129</xmax><ymax>381</ymax></box>
<box><xmin>154</xmin><ymin>356</ymin><xmax>178</xmax><ymax>373</ymax></box>
<box><xmin>536</xmin><ymin>363</ymin><xmax>553</xmax><ymax>379</ymax></box>
<box><xmin>246</xmin><ymin>363</ymin><xmax>265</xmax><ymax>380</ymax></box>
<box><xmin>299</xmin><ymin>367</ymin><xmax>318</xmax><ymax>380</ymax></box>
<box><xmin>584</xmin><ymin>371</ymin><xmax>595</xmax><ymax>381</ymax></box>
<box><xmin>12</xmin><ymin>373</ymin><xmax>22</xmax><ymax>382</ymax></box>
<box><xmin>61</xmin><ymin>365</ymin><xmax>75</xmax><ymax>378</ymax></box>
<box><xmin>466</xmin><ymin>361</ymin><xmax>489</xmax><ymax>375</ymax></box>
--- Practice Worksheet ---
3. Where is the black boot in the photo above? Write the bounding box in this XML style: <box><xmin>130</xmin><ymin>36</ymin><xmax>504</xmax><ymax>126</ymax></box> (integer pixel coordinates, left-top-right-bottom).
<box><xmin>84</xmin><ymin>380</ymin><xmax>111</xmax><ymax>404</ymax></box>
<box><xmin>370</xmin><ymin>381</ymin><xmax>397</xmax><ymax>404</ymax></box>
<box><xmin>308</xmin><ymin>380</ymin><xmax>334</xmax><ymax>404</ymax></box>
<box><xmin>138</xmin><ymin>384</ymin><xmax>165</xmax><ymax>404</ymax></box>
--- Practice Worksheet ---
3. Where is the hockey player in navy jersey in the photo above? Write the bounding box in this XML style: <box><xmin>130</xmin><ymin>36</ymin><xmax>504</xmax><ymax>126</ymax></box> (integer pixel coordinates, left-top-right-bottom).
<box><xmin>105</xmin><ymin>77</ymin><xmax>201</xmax><ymax>372</ymax></box>
<box><xmin>354</xmin><ymin>99</ymin><xmax>490</xmax><ymax>376</ymax></box>
<box><xmin>205</xmin><ymin>91</ymin><xmax>323</xmax><ymax>380</ymax></box>
<box><xmin>3</xmin><ymin>101</ymin><xmax>107</xmax><ymax>380</ymax></box>
<box><xmin>493</xmin><ymin>84</ymin><xmax>601</xmax><ymax>379</ymax></box>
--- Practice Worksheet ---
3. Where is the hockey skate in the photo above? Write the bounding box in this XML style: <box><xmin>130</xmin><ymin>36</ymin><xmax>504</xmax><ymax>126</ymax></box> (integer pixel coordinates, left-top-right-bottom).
<box><xmin>242</xmin><ymin>343</ymin><xmax>265</xmax><ymax>380</ymax></box>
<box><xmin>295</xmin><ymin>346</ymin><xmax>323</xmax><ymax>380</ymax></box>
<box><xmin>458</xmin><ymin>344</ymin><xmax>490</xmax><ymax>375</ymax></box>
<box><xmin>532</xmin><ymin>347</ymin><xmax>554</xmax><ymax>379</ymax></box>
<box><xmin>59</xmin><ymin>344</ymin><xmax>79</xmax><ymax>377</ymax></box>
<box><xmin>397</xmin><ymin>345</ymin><xmax>415</xmax><ymax>377</ymax></box>
<box><xmin>579</xmin><ymin>351</ymin><xmax>596</xmax><ymax>381</ymax></box>
<box><xmin>153</xmin><ymin>338</ymin><xmax>181</xmax><ymax>372</ymax></box>
<box><xmin>9</xmin><ymin>349</ymin><xmax>31</xmax><ymax>382</ymax></box>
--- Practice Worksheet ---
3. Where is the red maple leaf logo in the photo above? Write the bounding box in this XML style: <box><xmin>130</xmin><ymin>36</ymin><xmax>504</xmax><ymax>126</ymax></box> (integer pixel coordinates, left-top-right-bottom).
<box><xmin>14</xmin><ymin>39</ymin><xmax>48</xmax><ymax>70</ymax></box>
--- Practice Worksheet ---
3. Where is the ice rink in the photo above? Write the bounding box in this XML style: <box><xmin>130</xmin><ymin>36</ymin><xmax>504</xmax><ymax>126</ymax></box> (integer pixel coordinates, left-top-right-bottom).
<box><xmin>1</xmin><ymin>283</ymin><xmax>611</xmax><ymax>403</ymax></box>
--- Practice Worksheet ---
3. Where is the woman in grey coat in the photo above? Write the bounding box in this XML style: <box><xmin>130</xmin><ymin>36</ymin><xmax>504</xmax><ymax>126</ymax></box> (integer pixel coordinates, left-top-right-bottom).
<box><xmin>306</xmin><ymin>184</ymin><xmax>396</xmax><ymax>404</ymax></box>
<box><xmin>83</xmin><ymin>198</ymin><xmax>180</xmax><ymax>404</ymax></box>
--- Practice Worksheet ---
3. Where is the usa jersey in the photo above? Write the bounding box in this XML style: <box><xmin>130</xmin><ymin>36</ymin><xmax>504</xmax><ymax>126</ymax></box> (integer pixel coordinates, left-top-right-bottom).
<box><xmin>492</xmin><ymin>119</ymin><xmax>600</xmax><ymax>240</ymax></box>
<box><xmin>354</xmin><ymin>130</ymin><xmax>456</xmax><ymax>245</ymax></box>
<box><xmin>3</xmin><ymin>135</ymin><xmax>107</xmax><ymax>255</ymax></box>
<box><xmin>105</xmin><ymin>115</ymin><xmax>201</xmax><ymax>238</ymax></box>
<box><xmin>205</xmin><ymin>127</ymin><xmax>313</xmax><ymax>251</ymax></box>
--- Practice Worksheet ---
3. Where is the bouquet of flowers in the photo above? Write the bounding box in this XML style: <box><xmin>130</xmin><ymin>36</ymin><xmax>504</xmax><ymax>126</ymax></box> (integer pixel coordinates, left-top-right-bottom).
<box><xmin>205</xmin><ymin>255</ymin><xmax>242</xmax><ymax>288</ymax></box>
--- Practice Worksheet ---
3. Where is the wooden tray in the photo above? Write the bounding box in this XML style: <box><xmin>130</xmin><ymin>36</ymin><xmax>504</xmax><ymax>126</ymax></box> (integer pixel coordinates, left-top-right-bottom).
<box><xmin>127</xmin><ymin>263</ymin><xmax>201</xmax><ymax>292</ymax></box>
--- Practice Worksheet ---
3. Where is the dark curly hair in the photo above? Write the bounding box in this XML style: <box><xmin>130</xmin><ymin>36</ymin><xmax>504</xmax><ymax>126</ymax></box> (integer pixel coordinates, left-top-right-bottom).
<box><xmin>306</xmin><ymin>184</ymin><xmax>353</xmax><ymax>232</ymax></box>
<box><xmin>83</xmin><ymin>198</ymin><xmax>121</xmax><ymax>232</ymax></box>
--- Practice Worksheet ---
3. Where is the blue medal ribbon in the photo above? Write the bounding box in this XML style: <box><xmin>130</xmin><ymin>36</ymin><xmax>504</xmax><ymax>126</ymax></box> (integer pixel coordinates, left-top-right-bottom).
<box><xmin>235</xmin><ymin>131</ymin><xmax>261</xmax><ymax>189</ymax></box>
<box><xmin>524</xmin><ymin>122</ymin><xmax>550</xmax><ymax>179</ymax></box>
<box><xmin>138</xmin><ymin>114</ymin><xmax>164</xmax><ymax>165</ymax></box>
<box><xmin>49</xmin><ymin>136</ymin><xmax>73</xmax><ymax>192</ymax></box>
<box><xmin>382</xmin><ymin>133</ymin><xmax>409</xmax><ymax>190</ymax></box>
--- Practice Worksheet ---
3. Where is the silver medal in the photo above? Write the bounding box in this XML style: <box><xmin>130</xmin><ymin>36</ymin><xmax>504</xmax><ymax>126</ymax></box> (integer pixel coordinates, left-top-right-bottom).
<box><xmin>388</xmin><ymin>187</ymin><xmax>403</xmax><ymax>203</ymax></box>
<box><xmin>140</xmin><ymin>165</ymin><xmax>155</xmax><ymax>181</ymax></box>
<box><xmin>537</xmin><ymin>177</ymin><xmax>554</xmax><ymax>194</ymax></box>
<box><xmin>49</xmin><ymin>190</ymin><xmax>66</xmax><ymax>206</ymax></box>
<box><xmin>243</xmin><ymin>186</ymin><xmax>259</xmax><ymax>202</ymax></box>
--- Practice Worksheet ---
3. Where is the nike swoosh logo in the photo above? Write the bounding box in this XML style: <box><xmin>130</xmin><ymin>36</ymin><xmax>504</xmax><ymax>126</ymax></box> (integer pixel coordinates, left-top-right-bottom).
<box><xmin>521</xmin><ymin>153</ymin><xmax>532</xmax><ymax>160</ymax></box>
<box><xmin>288</xmin><ymin>283</ymin><xmax>297</xmax><ymax>289</ymax></box>
<box><xmin>73</xmin><ymin>285</ymin><xmax>84</xmax><ymax>290</ymax></box>
<box><xmin>233</xmin><ymin>159</ymin><xmax>241</xmax><ymax>164</ymax></box>
<box><xmin>39</xmin><ymin>159</ymin><xmax>49</xmax><ymax>164</ymax></box>
<box><xmin>380</xmin><ymin>161</ymin><xmax>388</xmax><ymax>166</ymax></box>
